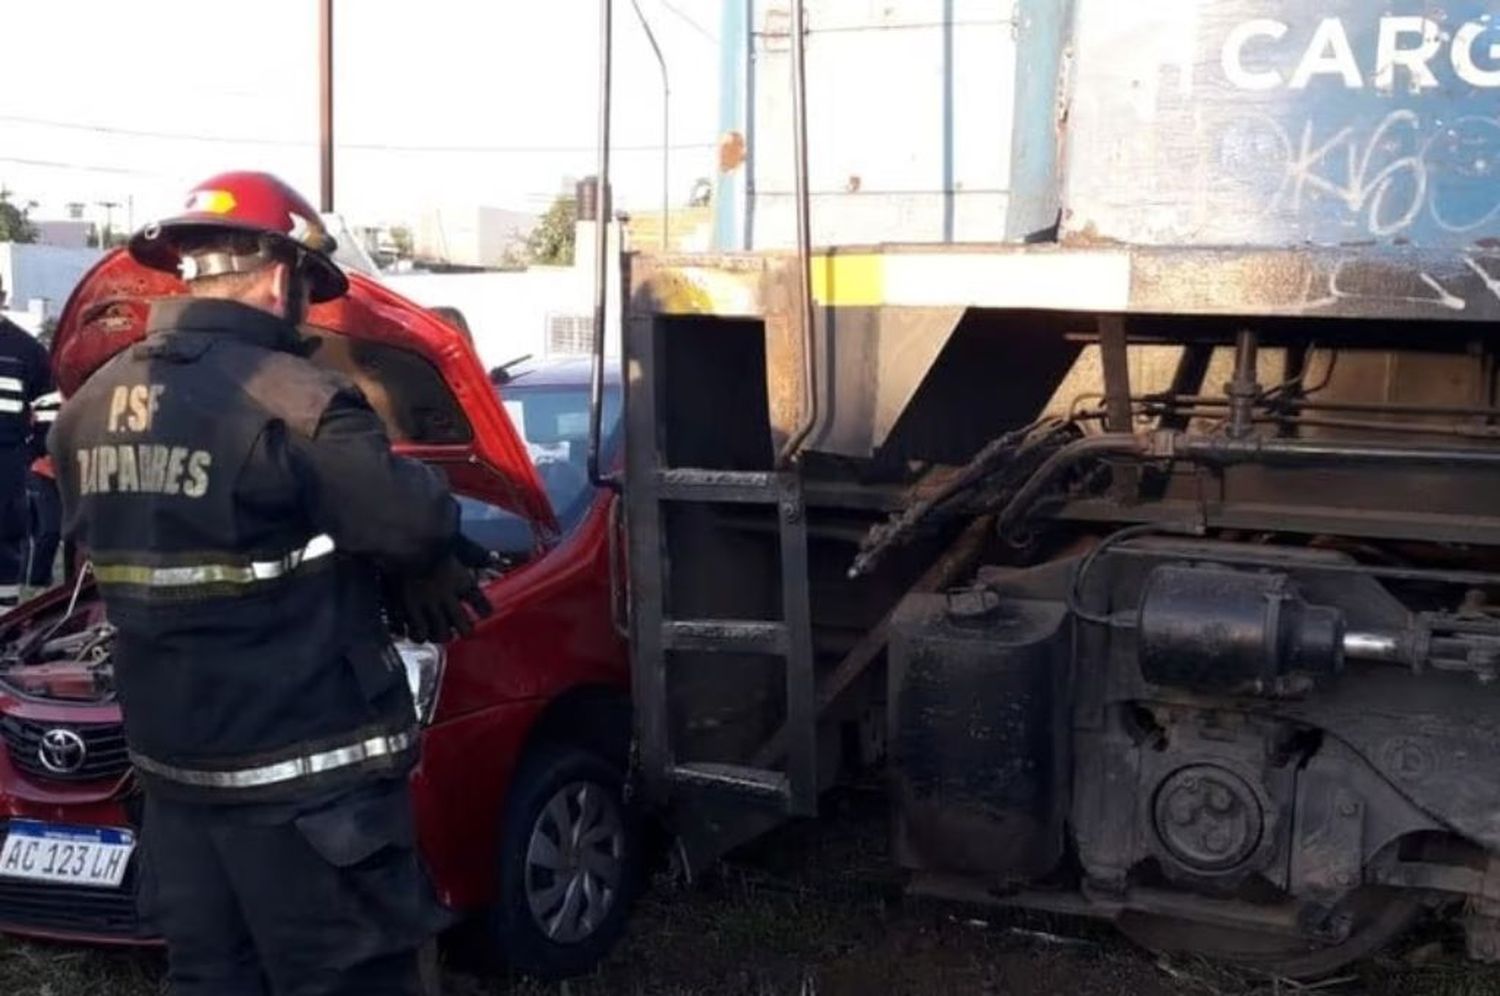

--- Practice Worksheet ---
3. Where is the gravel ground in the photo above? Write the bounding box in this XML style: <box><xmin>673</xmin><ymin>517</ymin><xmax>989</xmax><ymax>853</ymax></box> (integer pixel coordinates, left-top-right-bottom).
<box><xmin>3</xmin><ymin>790</ymin><xmax>1500</xmax><ymax>996</ymax></box>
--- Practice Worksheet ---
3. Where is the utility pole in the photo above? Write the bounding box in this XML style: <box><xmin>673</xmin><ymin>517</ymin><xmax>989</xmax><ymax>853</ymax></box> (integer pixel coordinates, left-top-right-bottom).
<box><xmin>96</xmin><ymin>200</ymin><xmax>121</xmax><ymax>248</ymax></box>
<box><xmin>318</xmin><ymin>0</ymin><xmax>335</xmax><ymax>213</ymax></box>
<box><xmin>629</xmin><ymin>0</ymin><xmax>670</xmax><ymax>249</ymax></box>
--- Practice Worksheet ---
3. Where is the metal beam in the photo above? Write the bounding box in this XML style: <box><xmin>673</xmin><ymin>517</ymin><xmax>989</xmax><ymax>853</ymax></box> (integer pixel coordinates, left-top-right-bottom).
<box><xmin>318</xmin><ymin>0</ymin><xmax>334</xmax><ymax>213</ymax></box>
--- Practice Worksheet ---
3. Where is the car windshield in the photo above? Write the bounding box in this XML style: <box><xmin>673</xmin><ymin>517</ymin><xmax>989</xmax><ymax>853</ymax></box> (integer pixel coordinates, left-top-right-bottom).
<box><xmin>455</xmin><ymin>378</ymin><xmax>622</xmax><ymax>554</ymax></box>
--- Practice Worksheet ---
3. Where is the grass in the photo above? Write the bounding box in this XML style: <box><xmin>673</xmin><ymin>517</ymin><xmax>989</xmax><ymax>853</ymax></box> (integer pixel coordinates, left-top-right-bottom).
<box><xmin>5</xmin><ymin>792</ymin><xmax>1500</xmax><ymax>995</ymax></box>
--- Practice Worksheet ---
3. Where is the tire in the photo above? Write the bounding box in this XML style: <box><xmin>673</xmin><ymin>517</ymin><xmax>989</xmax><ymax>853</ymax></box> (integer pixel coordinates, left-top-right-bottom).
<box><xmin>490</xmin><ymin>743</ymin><xmax>639</xmax><ymax>980</ymax></box>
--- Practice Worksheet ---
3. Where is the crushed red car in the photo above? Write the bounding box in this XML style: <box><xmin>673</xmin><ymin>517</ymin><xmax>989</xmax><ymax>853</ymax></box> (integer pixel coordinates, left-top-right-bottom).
<box><xmin>0</xmin><ymin>249</ymin><xmax>633</xmax><ymax>979</ymax></box>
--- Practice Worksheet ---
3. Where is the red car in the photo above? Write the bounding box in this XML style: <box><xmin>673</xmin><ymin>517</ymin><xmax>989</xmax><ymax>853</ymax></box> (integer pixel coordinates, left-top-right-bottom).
<box><xmin>0</xmin><ymin>250</ymin><xmax>633</xmax><ymax>979</ymax></box>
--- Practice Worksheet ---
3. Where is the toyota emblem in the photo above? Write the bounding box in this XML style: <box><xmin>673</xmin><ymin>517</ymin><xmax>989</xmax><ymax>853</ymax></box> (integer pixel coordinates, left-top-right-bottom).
<box><xmin>38</xmin><ymin>729</ymin><xmax>87</xmax><ymax>775</ymax></box>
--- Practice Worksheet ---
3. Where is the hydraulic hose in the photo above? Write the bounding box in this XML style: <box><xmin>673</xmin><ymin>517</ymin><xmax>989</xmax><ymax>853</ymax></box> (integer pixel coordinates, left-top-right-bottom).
<box><xmin>992</xmin><ymin>433</ymin><xmax>1152</xmax><ymax>534</ymax></box>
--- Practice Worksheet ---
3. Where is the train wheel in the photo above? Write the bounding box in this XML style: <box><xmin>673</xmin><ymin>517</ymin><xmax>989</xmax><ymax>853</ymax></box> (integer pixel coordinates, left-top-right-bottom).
<box><xmin>1117</xmin><ymin>888</ymin><xmax>1422</xmax><ymax>980</ymax></box>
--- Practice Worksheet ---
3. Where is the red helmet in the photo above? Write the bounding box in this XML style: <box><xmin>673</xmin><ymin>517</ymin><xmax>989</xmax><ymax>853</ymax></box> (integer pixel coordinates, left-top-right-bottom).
<box><xmin>128</xmin><ymin>171</ymin><xmax>348</xmax><ymax>302</ymax></box>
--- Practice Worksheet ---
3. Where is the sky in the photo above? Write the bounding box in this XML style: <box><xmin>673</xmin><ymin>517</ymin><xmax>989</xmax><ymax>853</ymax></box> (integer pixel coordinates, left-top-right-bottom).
<box><xmin>0</xmin><ymin>0</ymin><xmax>723</xmax><ymax>231</ymax></box>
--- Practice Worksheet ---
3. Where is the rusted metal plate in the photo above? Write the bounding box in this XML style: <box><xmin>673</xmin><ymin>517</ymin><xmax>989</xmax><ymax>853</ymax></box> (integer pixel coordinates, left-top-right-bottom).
<box><xmin>634</xmin><ymin>244</ymin><xmax>1500</xmax><ymax>322</ymax></box>
<box><xmin>626</xmin><ymin>252</ymin><xmax>773</xmax><ymax>318</ymax></box>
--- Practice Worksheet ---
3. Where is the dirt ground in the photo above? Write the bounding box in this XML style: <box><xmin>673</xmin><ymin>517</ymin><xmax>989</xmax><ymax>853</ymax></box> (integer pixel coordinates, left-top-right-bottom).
<box><xmin>3</xmin><ymin>789</ymin><xmax>1500</xmax><ymax>996</ymax></box>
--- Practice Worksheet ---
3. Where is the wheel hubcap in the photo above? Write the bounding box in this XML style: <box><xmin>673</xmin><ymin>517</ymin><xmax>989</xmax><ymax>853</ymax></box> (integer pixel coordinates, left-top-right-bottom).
<box><xmin>524</xmin><ymin>780</ymin><xmax>626</xmax><ymax>944</ymax></box>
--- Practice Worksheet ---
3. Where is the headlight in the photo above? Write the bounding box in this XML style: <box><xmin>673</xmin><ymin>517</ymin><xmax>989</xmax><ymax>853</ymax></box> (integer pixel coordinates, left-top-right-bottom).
<box><xmin>396</xmin><ymin>642</ymin><xmax>446</xmax><ymax>725</ymax></box>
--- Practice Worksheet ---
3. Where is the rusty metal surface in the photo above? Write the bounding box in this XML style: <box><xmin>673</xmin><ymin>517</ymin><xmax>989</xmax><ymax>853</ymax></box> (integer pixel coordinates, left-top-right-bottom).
<box><xmin>760</xmin><ymin>259</ymin><xmax>806</xmax><ymax>458</ymax></box>
<box><xmin>632</xmin><ymin>242</ymin><xmax>1500</xmax><ymax>323</ymax></box>
<box><xmin>626</xmin><ymin>252</ymin><xmax>778</xmax><ymax>318</ymax></box>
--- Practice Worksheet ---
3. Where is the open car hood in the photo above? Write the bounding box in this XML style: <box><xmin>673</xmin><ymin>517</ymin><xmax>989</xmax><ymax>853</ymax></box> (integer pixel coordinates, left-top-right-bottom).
<box><xmin>52</xmin><ymin>248</ymin><xmax>556</xmax><ymax>532</ymax></box>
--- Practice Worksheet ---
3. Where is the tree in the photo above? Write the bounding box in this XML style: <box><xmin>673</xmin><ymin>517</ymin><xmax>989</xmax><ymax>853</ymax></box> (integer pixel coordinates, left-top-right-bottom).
<box><xmin>526</xmin><ymin>195</ymin><xmax>577</xmax><ymax>266</ymax></box>
<box><xmin>0</xmin><ymin>188</ymin><xmax>37</xmax><ymax>243</ymax></box>
<box><xmin>388</xmin><ymin>225</ymin><xmax>414</xmax><ymax>260</ymax></box>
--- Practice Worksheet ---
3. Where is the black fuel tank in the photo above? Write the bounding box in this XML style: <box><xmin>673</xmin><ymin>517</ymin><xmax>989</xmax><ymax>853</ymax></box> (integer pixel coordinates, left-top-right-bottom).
<box><xmin>889</xmin><ymin>590</ymin><xmax>1071</xmax><ymax>881</ymax></box>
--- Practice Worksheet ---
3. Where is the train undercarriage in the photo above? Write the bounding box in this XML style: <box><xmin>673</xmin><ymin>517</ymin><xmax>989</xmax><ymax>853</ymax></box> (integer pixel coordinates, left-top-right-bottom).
<box><xmin>621</xmin><ymin>244</ymin><xmax>1500</xmax><ymax>977</ymax></box>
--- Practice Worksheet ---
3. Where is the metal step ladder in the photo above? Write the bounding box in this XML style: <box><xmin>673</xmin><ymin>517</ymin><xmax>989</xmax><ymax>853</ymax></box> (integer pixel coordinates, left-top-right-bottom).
<box><xmin>627</xmin><ymin>464</ymin><xmax>818</xmax><ymax>818</ymax></box>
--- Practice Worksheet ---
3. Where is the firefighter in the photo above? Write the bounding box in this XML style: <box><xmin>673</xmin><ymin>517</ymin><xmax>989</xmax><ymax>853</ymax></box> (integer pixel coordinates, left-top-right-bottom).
<box><xmin>50</xmin><ymin>172</ymin><xmax>491</xmax><ymax>996</ymax></box>
<box><xmin>25</xmin><ymin>389</ymin><xmax>62</xmax><ymax>590</ymax></box>
<box><xmin>0</xmin><ymin>275</ymin><xmax>52</xmax><ymax>611</ymax></box>
<box><xmin>25</xmin><ymin>443</ymin><xmax>61</xmax><ymax>590</ymax></box>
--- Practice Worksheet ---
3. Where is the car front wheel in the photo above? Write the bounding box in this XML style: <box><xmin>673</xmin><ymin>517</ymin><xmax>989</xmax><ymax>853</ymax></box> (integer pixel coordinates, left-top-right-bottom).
<box><xmin>492</xmin><ymin>743</ymin><xmax>638</xmax><ymax>979</ymax></box>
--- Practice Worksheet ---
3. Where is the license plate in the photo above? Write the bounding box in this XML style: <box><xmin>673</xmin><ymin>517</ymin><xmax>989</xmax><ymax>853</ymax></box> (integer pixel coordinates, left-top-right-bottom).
<box><xmin>0</xmin><ymin>821</ymin><xmax>135</xmax><ymax>889</ymax></box>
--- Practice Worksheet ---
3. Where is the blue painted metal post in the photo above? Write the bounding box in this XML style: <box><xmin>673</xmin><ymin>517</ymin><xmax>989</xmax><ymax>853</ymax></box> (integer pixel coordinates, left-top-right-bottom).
<box><xmin>1004</xmin><ymin>0</ymin><xmax>1077</xmax><ymax>242</ymax></box>
<box><xmin>941</xmin><ymin>0</ymin><xmax>955</xmax><ymax>242</ymax></box>
<box><xmin>714</xmin><ymin>0</ymin><xmax>750</xmax><ymax>250</ymax></box>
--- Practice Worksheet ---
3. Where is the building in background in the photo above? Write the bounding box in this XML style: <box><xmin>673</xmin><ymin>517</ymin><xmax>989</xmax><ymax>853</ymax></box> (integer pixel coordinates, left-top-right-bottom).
<box><xmin>413</xmin><ymin>206</ymin><xmax>537</xmax><ymax>269</ymax></box>
<box><xmin>385</xmin><ymin>215</ymin><xmax>622</xmax><ymax>371</ymax></box>
<box><xmin>0</xmin><ymin>243</ymin><xmax>102</xmax><ymax>335</ymax></box>
<box><xmin>30</xmin><ymin>220</ymin><xmax>92</xmax><ymax>250</ymax></box>
<box><xmin>620</xmin><ymin>205</ymin><xmax>713</xmax><ymax>253</ymax></box>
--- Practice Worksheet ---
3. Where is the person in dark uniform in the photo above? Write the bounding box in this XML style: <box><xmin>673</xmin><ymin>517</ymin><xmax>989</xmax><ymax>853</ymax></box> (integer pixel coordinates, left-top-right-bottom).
<box><xmin>25</xmin><ymin>391</ymin><xmax>62</xmax><ymax>590</ymax></box>
<box><xmin>0</xmin><ymin>275</ymin><xmax>52</xmax><ymax>611</ymax></box>
<box><xmin>50</xmin><ymin>172</ymin><xmax>491</xmax><ymax>996</ymax></box>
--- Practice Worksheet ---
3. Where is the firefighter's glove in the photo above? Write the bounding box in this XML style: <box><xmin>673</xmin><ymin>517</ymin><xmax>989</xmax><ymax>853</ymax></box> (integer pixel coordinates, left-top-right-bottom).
<box><xmin>387</xmin><ymin>554</ymin><xmax>492</xmax><ymax>644</ymax></box>
<box><xmin>453</xmin><ymin>533</ymin><xmax>494</xmax><ymax>571</ymax></box>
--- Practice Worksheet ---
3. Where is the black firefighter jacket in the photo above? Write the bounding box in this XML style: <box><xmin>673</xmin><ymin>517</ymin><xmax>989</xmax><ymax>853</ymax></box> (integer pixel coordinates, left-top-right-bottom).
<box><xmin>50</xmin><ymin>297</ymin><xmax>459</xmax><ymax>804</ymax></box>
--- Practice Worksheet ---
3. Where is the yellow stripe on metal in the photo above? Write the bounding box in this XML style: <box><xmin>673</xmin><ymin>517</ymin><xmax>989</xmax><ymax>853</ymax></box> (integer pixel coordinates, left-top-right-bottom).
<box><xmin>811</xmin><ymin>254</ymin><xmax>885</xmax><ymax>307</ymax></box>
<box><xmin>638</xmin><ymin>248</ymin><xmax>1134</xmax><ymax>315</ymax></box>
<box><xmin>812</xmin><ymin>251</ymin><xmax>1133</xmax><ymax>310</ymax></box>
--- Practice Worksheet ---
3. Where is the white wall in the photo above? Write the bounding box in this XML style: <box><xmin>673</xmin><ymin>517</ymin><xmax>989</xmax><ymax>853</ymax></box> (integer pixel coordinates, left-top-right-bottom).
<box><xmin>33</xmin><ymin>220</ymin><xmax>91</xmax><ymax>249</ymax></box>
<box><xmin>413</xmin><ymin>206</ymin><xmax>537</xmax><ymax>269</ymax></box>
<box><xmin>0</xmin><ymin>299</ymin><xmax>49</xmax><ymax>336</ymax></box>
<box><xmin>0</xmin><ymin>242</ymin><xmax>102</xmax><ymax>326</ymax></box>
<box><xmin>384</xmin><ymin>229</ymin><xmax>621</xmax><ymax>376</ymax></box>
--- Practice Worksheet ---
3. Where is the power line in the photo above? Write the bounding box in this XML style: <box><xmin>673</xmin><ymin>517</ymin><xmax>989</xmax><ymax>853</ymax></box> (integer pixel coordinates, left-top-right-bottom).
<box><xmin>0</xmin><ymin>114</ymin><xmax>716</xmax><ymax>155</ymax></box>
<box><xmin>658</xmin><ymin>0</ymin><xmax>718</xmax><ymax>42</ymax></box>
<box><xmin>0</xmin><ymin>114</ymin><xmax>300</xmax><ymax>147</ymax></box>
<box><xmin>0</xmin><ymin>155</ymin><xmax>161</xmax><ymax>177</ymax></box>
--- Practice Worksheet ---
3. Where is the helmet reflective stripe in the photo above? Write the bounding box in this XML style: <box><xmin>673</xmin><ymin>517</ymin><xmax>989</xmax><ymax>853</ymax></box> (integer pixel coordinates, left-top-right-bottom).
<box><xmin>184</xmin><ymin>189</ymin><xmax>238</xmax><ymax>215</ymax></box>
